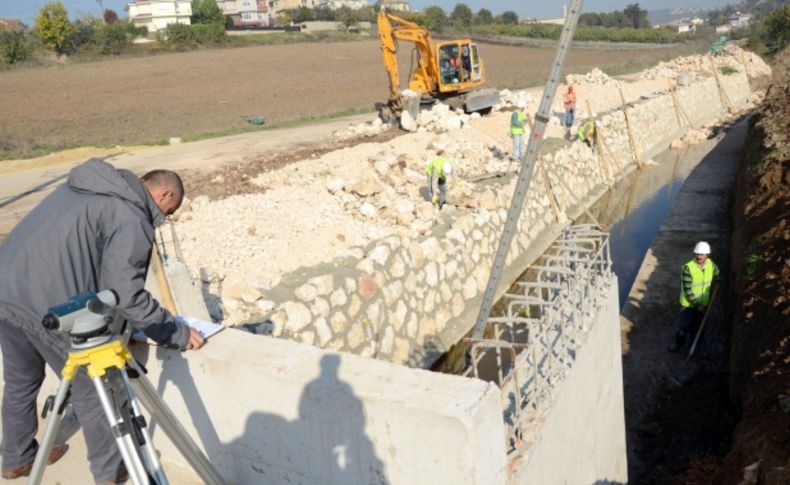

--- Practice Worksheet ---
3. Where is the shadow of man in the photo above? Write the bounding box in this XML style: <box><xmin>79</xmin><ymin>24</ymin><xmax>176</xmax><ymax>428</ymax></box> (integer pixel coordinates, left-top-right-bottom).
<box><xmin>128</xmin><ymin>341</ymin><xmax>224</xmax><ymax>465</ymax></box>
<box><xmin>225</xmin><ymin>354</ymin><xmax>389</xmax><ymax>484</ymax></box>
<box><xmin>298</xmin><ymin>354</ymin><xmax>388</xmax><ymax>485</ymax></box>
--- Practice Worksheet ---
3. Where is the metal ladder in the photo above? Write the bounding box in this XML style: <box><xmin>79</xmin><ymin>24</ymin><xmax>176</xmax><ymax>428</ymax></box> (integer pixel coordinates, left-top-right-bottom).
<box><xmin>472</xmin><ymin>0</ymin><xmax>586</xmax><ymax>338</ymax></box>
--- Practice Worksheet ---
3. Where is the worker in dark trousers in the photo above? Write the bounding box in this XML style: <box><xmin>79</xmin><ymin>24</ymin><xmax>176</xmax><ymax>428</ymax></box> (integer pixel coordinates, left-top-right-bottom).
<box><xmin>669</xmin><ymin>241</ymin><xmax>720</xmax><ymax>353</ymax></box>
<box><xmin>425</xmin><ymin>149</ymin><xmax>453</xmax><ymax>210</ymax></box>
<box><xmin>0</xmin><ymin>159</ymin><xmax>204</xmax><ymax>483</ymax></box>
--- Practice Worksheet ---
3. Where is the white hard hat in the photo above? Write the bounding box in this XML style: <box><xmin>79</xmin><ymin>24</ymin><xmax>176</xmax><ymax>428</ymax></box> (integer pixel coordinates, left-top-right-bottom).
<box><xmin>517</xmin><ymin>100</ymin><xmax>526</xmax><ymax>109</ymax></box>
<box><xmin>443</xmin><ymin>162</ymin><xmax>453</xmax><ymax>175</ymax></box>
<box><xmin>694</xmin><ymin>241</ymin><xmax>711</xmax><ymax>254</ymax></box>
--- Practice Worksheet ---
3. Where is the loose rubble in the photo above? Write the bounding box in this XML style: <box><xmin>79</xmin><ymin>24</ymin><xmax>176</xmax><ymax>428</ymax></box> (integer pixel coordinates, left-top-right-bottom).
<box><xmin>334</xmin><ymin>116</ymin><xmax>391</xmax><ymax>140</ymax></box>
<box><xmin>566</xmin><ymin>68</ymin><xmax>619</xmax><ymax>87</ymax></box>
<box><xmin>641</xmin><ymin>45</ymin><xmax>771</xmax><ymax>80</ymax></box>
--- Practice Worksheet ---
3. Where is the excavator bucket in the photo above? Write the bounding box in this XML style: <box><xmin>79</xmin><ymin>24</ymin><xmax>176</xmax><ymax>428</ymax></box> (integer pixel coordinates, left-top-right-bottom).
<box><xmin>463</xmin><ymin>88</ymin><xmax>501</xmax><ymax>113</ymax></box>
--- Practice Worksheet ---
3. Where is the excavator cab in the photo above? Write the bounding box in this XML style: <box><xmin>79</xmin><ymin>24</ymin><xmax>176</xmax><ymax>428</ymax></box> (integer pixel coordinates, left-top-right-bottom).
<box><xmin>436</xmin><ymin>41</ymin><xmax>484</xmax><ymax>91</ymax></box>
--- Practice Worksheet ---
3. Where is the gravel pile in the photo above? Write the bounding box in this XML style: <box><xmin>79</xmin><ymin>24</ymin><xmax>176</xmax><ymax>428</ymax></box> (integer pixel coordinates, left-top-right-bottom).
<box><xmin>566</xmin><ymin>68</ymin><xmax>619</xmax><ymax>87</ymax></box>
<box><xmin>641</xmin><ymin>46</ymin><xmax>770</xmax><ymax>80</ymax></box>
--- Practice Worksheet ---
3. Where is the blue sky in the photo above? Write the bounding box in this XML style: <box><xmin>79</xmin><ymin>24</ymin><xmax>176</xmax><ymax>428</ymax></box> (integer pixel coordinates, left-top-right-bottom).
<box><xmin>0</xmin><ymin>0</ymin><xmax>735</xmax><ymax>25</ymax></box>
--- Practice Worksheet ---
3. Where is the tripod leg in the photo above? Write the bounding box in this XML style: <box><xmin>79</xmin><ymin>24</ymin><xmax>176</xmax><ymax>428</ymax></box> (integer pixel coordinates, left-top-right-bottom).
<box><xmin>93</xmin><ymin>374</ymin><xmax>148</xmax><ymax>485</ymax></box>
<box><xmin>118</xmin><ymin>369</ymin><xmax>168</xmax><ymax>485</ymax></box>
<box><xmin>27</xmin><ymin>379</ymin><xmax>70</xmax><ymax>485</ymax></box>
<box><xmin>127</xmin><ymin>360</ymin><xmax>226</xmax><ymax>485</ymax></box>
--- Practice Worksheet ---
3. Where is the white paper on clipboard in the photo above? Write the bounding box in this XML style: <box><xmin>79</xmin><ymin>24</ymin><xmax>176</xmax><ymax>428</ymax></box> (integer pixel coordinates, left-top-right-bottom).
<box><xmin>132</xmin><ymin>316</ymin><xmax>224</xmax><ymax>344</ymax></box>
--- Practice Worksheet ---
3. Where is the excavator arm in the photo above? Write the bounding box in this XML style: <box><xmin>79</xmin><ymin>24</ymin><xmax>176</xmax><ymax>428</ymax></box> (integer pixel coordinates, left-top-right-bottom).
<box><xmin>377</xmin><ymin>11</ymin><xmax>438</xmax><ymax>107</ymax></box>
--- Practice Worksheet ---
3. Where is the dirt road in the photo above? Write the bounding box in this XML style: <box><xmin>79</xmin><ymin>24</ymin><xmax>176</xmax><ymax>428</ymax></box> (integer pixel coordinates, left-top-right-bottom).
<box><xmin>0</xmin><ymin>40</ymin><xmax>699</xmax><ymax>155</ymax></box>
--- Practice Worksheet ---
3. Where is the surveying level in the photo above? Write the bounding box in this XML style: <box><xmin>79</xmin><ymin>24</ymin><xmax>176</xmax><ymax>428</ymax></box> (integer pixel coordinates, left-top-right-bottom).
<box><xmin>28</xmin><ymin>292</ymin><xmax>226</xmax><ymax>485</ymax></box>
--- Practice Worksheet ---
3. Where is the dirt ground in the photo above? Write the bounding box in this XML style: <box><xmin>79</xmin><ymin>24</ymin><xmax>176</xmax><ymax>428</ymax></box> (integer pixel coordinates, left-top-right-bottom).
<box><xmin>0</xmin><ymin>40</ymin><xmax>701</xmax><ymax>156</ymax></box>
<box><xmin>713</xmin><ymin>49</ymin><xmax>790</xmax><ymax>484</ymax></box>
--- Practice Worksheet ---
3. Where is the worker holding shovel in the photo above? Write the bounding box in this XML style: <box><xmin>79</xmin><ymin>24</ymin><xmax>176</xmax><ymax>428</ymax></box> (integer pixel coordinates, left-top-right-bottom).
<box><xmin>668</xmin><ymin>241</ymin><xmax>720</xmax><ymax>354</ymax></box>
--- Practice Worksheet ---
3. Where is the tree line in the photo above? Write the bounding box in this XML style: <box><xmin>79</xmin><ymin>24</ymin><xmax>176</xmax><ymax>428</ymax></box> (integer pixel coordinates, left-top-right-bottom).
<box><xmin>0</xmin><ymin>0</ymin><xmax>234</xmax><ymax>65</ymax></box>
<box><xmin>0</xmin><ymin>1</ymin><xmax>147</xmax><ymax>64</ymax></box>
<box><xmin>282</xmin><ymin>4</ymin><xmax>519</xmax><ymax>31</ymax></box>
<box><xmin>578</xmin><ymin>4</ymin><xmax>650</xmax><ymax>29</ymax></box>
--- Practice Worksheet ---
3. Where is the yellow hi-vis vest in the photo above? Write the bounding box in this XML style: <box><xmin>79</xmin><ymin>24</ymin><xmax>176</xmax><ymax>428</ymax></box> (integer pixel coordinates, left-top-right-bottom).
<box><xmin>679</xmin><ymin>259</ymin><xmax>715</xmax><ymax>307</ymax></box>
<box><xmin>426</xmin><ymin>156</ymin><xmax>450</xmax><ymax>179</ymax></box>
<box><xmin>510</xmin><ymin>111</ymin><xmax>526</xmax><ymax>135</ymax></box>
<box><xmin>577</xmin><ymin>120</ymin><xmax>596</xmax><ymax>141</ymax></box>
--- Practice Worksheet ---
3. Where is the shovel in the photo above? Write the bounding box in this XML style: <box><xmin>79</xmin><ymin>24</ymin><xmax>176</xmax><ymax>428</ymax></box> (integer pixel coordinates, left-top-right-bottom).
<box><xmin>685</xmin><ymin>287</ymin><xmax>719</xmax><ymax>362</ymax></box>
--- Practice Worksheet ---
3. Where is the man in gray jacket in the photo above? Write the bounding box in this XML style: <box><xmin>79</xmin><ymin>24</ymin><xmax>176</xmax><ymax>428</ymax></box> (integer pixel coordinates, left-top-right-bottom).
<box><xmin>0</xmin><ymin>158</ymin><xmax>204</xmax><ymax>482</ymax></box>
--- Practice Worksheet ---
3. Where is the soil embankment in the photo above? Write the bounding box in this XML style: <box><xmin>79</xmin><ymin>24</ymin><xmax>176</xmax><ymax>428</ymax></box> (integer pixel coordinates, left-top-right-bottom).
<box><xmin>716</xmin><ymin>48</ymin><xmax>790</xmax><ymax>484</ymax></box>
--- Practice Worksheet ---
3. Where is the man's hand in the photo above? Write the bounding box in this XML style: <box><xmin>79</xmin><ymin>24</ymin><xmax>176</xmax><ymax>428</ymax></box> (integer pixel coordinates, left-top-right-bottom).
<box><xmin>185</xmin><ymin>327</ymin><xmax>205</xmax><ymax>351</ymax></box>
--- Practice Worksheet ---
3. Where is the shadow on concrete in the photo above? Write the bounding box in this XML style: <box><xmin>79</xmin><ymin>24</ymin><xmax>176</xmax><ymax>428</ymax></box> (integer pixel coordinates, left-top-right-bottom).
<box><xmin>418</xmin><ymin>185</ymin><xmax>431</xmax><ymax>202</ymax></box>
<box><xmin>0</xmin><ymin>173</ymin><xmax>67</xmax><ymax>209</ymax></box>
<box><xmin>488</xmin><ymin>144</ymin><xmax>507</xmax><ymax>160</ymax></box>
<box><xmin>198</xmin><ymin>267</ymin><xmax>224</xmax><ymax>322</ymax></box>
<box><xmin>131</xmin><ymin>343</ymin><xmax>224</xmax><ymax>465</ymax></box>
<box><xmin>226</xmin><ymin>354</ymin><xmax>389</xmax><ymax>484</ymax></box>
<box><xmin>409</xmin><ymin>336</ymin><xmax>445</xmax><ymax>369</ymax></box>
<box><xmin>619</xmin><ymin>120</ymin><xmax>747</xmax><ymax>483</ymax></box>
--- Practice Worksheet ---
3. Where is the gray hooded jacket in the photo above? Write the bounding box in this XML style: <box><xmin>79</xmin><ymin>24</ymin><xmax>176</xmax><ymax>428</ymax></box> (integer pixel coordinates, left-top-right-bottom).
<box><xmin>0</xmin><ymin>158</ymin><xmax>190</xmax><ymax>351</ymax></box>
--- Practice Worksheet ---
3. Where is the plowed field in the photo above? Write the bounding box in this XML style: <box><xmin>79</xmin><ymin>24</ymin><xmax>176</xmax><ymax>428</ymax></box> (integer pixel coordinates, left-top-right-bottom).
<box><xmin>0</xmin><ymin>39</ymin><xmax>698</xmax><ymax>155</ymax></box>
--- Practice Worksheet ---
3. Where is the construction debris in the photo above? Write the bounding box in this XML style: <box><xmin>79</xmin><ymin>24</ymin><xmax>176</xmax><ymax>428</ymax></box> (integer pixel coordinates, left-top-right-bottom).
<box><xmin>333</xmin><ymin>117</ymin><xmax>391</xmax><ymax>140</ymax></box>
<box><xmin>566</xmin><ymin>68</ymin><xmax>619</xmax><ymax>87</ymax></box>
<box><xmin>641</xmin><ymin>45</ymin><xmax>770</xmax><ymax>80</ymax></box>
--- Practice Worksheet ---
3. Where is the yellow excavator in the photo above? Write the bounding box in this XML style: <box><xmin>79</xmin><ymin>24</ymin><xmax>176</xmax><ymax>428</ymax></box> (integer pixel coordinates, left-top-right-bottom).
<box><xmin>376</xmin><ymin>10</ymin><xmax>501</xmax><ymax>122</ymax></box>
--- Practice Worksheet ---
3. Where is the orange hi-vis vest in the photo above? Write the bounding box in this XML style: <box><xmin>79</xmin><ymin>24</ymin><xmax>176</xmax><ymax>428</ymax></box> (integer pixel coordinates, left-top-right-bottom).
<box><xmin>564</xmin><ymin>92</ymin><xmax>576</xmax><ymax>110</ymax></box>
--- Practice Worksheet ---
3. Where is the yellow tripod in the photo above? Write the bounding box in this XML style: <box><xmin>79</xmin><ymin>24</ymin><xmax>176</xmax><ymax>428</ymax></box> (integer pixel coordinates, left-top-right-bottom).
<box><xmin>28</xmin><ymin>339</ymin><xmax>225</xmax><ymax>485</ymax></box>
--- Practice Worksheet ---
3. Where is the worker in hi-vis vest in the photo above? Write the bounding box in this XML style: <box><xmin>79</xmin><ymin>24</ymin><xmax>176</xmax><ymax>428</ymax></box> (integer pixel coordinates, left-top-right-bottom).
<box><xmin>510</xmin><ymin>100</ymin><xmax>528</xmax><ymax>160</ymax></box>
<box><xmin>669</xmin><ymin>241</ymin><xmax>721</xmax><ymax>353</ymax></box>
<box><xmin>577</xmin><ymin>119</ymin><xmax>599</xmax><ymax>150</ymax></box>
<box><xmin>425</xmin><ymin>149</ymin><xmax>453</xmax><ymax>210</ymax></box>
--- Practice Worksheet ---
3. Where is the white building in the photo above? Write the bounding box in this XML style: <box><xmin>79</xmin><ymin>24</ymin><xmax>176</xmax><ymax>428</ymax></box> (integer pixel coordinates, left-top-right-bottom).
<box><xmin>378</xmin><ymin>0</ymin><xmax>410</xmax><ymax>11</ymax></box>
<box><xmin>674</xmin><ymin>22</ymin><xmax>695</xmax><ymax>34</ymax></box>
<box><xmin>716</xmin><ymin>24</ymin><xmax>733</xmax><ymax>34</ymax></box>
<box><xmin>268</xmin><ymin>0</ymin><xmax>318</xmax><ymax>15</ymax></box>
<box><xmin>728</xmin><ymin>13</ymin><xmax>751</xmax><ymax>29</ymax></box>
<box><xmin>324</xmin><ymin>0</ymin><xmax>367</xmax><ymax>9</ymax></box>
<box><xmin>128</xmin><ymin>0</ymin><xmax>192</xmax><ymax>32</ymax></box>
<box><xmin>219</xmin><ymin>0</ymin><xmax>270</xmax><ymax>26</ymax></box>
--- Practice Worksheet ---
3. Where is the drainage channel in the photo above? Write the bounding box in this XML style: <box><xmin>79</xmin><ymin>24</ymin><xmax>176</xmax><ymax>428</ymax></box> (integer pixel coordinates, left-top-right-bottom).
<box><xmin>434</xmin><ymin>134</ymin><xmax>724</xmax><ymax>380</ymax></box>
<box><xmin>586</xmin><ymin>137</ymin><xmax>723</xmax><ymax>308</ymax></box>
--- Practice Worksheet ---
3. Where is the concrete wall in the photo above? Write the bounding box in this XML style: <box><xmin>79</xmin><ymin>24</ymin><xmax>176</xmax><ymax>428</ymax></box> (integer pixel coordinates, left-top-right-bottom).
<box><xmin>507</xmin><ymin>283</ymin><xmax>628</xmax><ymax>484</ymax></box>
<box><xmin>245</xmin><ymin>70</ymin><xmax>753</xmax><ymax>368</ymax></box>
<box><xmin>132</xmin><ymin>329</ymin><xmax>508</xmax><ymax>484</ymax></box>
<box><xmin>0</xmin><ymin>329</ymin><xmax>507</xmax><ymax>484</ymax></box>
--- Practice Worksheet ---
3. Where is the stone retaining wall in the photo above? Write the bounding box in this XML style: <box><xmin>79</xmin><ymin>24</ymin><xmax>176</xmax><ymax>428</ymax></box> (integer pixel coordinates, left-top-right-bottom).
<box><xmin>256</xmin><ymin>71</ymin><xmax>753</xmax><ymax>366</ymax></box>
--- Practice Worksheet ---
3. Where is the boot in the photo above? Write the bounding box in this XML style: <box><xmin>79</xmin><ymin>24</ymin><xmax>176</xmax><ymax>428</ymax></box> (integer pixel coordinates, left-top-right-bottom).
<box><xmin>1</xmin><ymin>444</ymin><xmax>68</xmax><ymax>479</ymax></box>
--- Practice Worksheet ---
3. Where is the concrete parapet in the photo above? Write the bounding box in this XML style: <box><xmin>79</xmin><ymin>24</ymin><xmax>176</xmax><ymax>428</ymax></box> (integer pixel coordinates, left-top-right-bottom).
<box><xmin>132</xmin><ymin>329</ymin><xmax>508</xmax><ymax>484</ymax></box>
